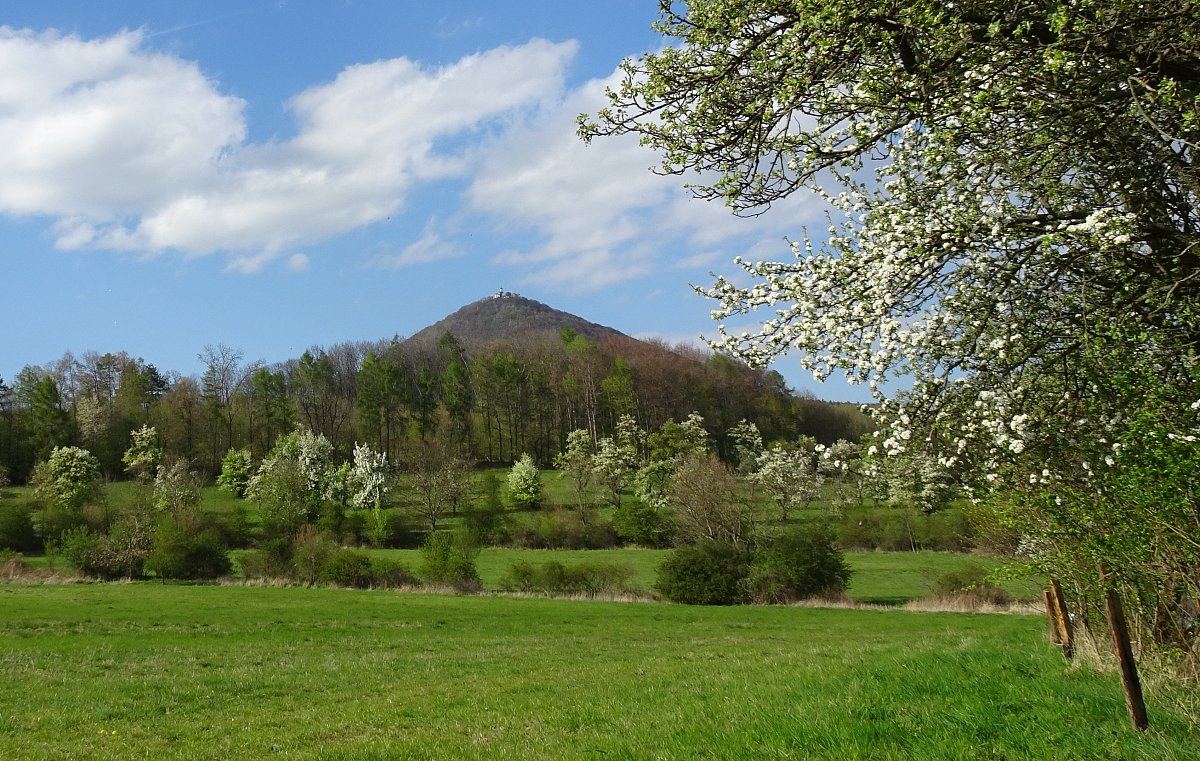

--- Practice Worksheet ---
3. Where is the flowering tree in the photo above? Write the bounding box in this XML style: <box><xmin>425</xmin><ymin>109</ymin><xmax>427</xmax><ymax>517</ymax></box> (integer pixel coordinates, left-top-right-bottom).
<box><xmin>247</xmin><ymin>429</ymin><xmax>336</xmax><ymax>537</ymax></box>
<box><xmin>753</xmin><ymin>445</ymin><xmax>821</xmax><ymax>521</ymax></box>
<box><xmin>349</xmin><ymin>443</ymin><xmax>390</xmax><ymax>511</ymax></box>
<box><xmin>35</xmin><ymin>446</ymin><xmax>101</xmax><ymax>511</ymax></box>
<box><xmin>121</xmin><ymin>425</ymin><xmax>161</xmax><ymax>483</ymax></box>
<box><xmin>727</xmin><ymin>420</ymin><xmax>764</xmax><ymax>479</ymax></box>
<box><xmin>153</xmin><ymin>459</ymin><xmax>202</xmax><ymax>514</ymax></box>
<box><xmin>583</xmin><ymin>0</ymin><xmax>1200</xmax><ymax>654</ymax></box>
<box><xmin>592</xmin><ymin>415</ymin><xmax>644</xmax><ymax>508</ymax></box>
<box><xmin>553</xmin><ymin>429</ymin><xmax>595</xmax><ymax>510</ymax></box>
<box><xmin>216</xmin><ymin>448</ymin><xmax>254</xmax><ymax>498</ymax></box>
<box><xmin>506</xmin><ymin>453</ymin><xmax>542</xmax><ymax>509</ymax></box>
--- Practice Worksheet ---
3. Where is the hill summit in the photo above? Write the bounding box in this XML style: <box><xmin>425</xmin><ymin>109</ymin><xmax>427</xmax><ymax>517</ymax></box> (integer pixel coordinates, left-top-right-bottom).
<box><xmin>406</xmin><ymin>290</ymin><xmax>630</xmax><ymax>349</ymax></box>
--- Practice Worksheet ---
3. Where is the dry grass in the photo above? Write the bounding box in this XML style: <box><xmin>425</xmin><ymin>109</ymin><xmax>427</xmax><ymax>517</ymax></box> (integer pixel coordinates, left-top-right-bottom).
<box><xmin>0</xmin><ymin>554</ymin><xmax>83</xmax><ymax>585</ymax></box>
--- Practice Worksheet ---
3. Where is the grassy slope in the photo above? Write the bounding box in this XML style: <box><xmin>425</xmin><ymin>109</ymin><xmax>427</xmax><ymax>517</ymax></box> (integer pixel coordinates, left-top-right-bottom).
<box><xmin>1</xmin><ymin>584</ymin><xmax>1193</xmax><ymax>760</ymax></box>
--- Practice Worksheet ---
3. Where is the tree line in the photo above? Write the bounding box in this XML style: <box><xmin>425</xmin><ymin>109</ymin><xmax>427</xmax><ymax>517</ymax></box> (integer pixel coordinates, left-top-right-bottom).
<box><xmin>0</xmin><ymin>328</ymin><xmax>872</xmax><ymax>485</ymax></box>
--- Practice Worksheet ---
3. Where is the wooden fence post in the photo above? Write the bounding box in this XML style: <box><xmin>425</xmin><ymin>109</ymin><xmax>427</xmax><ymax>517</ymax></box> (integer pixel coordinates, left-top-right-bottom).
<box><xmin>1044</xmin><ymin>590</ymin><xmax>1062</xmax><ymax>644</ymax></box>
<box><xmin>1099</xmin><ymin>564</ymin><xmax>1149</xmax><ymax>731</ymax></box>
<box><xmin>1049</xmin><ymin>579</ymin><xmax>1074</xmax><ymax>660</ymax></box>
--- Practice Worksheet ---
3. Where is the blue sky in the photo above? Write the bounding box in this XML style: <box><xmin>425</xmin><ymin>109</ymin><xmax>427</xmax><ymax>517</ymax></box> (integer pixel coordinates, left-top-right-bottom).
<box><xmin>1</xmin><ymin>1</ymin><xmax>870</xmax><ymax>402</ymax></box>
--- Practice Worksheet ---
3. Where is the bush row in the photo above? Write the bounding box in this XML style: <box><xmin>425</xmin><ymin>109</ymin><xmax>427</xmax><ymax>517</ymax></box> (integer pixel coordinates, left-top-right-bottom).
<box><xmin>655</xmin><ymin>524</ymin><xmax>852</xmax><ymax>605</ymax></box>
<box><xmin>498</xmin><ymin>559</ymin><xmax>636</xmax><ymax>597</ymax></box>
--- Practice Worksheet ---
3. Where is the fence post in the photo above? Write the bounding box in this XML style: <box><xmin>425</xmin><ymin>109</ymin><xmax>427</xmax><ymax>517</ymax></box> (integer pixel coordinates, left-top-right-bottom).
<box><xmin>1099</xmin><ymin>564</ymin><xmax>1149</xmax><ymax>731</ymax></box>
<box><xmin>1049</xmin><ymin>578</ymin><xmax>1074</xmax><ymax>660</ymax></box>
<box><xmin>1043</xmin><ymin>590</ymin><xmax>1062</xmax><ymax>644</ymax></box>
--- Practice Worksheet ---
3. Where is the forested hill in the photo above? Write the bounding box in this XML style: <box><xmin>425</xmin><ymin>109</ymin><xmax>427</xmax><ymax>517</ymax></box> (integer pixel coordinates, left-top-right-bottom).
<box><xmin>1</xmin><ymin>294</ymin><xmax>873</xmax><ymax>483</ymax></box>
<box><xmin>406</xmin><ymin>291</ymin><xmax>630</xmax><ymax>349</ymax></box>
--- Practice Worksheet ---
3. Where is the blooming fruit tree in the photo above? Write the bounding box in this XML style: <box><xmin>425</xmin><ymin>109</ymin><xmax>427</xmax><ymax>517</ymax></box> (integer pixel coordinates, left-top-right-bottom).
<box><xmin>582</xmin><ymin>0</ymin><xmax>1200</xmax><ymax>652</ymax></box>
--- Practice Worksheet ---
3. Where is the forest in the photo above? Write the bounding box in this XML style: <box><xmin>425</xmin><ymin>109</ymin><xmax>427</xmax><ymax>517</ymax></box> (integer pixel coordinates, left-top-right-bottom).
<box><xmin>0</xmin><ymin>295</ymin><xmax>871</xmax><ymax>487</ymax></box>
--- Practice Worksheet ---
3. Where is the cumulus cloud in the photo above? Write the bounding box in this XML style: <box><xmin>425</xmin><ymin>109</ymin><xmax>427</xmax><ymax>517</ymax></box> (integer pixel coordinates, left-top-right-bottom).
<box><xmin>465</xmin><ymin>67</ymin><xmax>821</xmax><ymax>291</ymax></box>
<box><xmin>0</xmin><ymin>27</ymin><xmax>576</xmax><ymax>266</ymax></box>
<box><xmin>0</xmin><ymin>28</ymin><xmax>245</xmax><ymax>219</ymax></box>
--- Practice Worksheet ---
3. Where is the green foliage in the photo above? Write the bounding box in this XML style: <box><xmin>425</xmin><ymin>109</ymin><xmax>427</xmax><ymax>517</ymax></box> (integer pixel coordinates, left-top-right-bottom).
<box><xmin>217</xmin><ymin>448</ymin><xmax>254</xmax><ymax>498</ymax></box>
<box><xmin>511</xmin><ymin>508</ymin><xmax>620</xmax><ymax>550</ymax></box>
<box><xmin>553</xmin><ymin>429</ymin><xmax>595</xmax><ymax>509</ymax></box>
<box><xmin>0</xmin><ymin>504</ymin><xmax>38</xmax><ymax>552</ymax></box>
<box><xmin>317</xmin><ymin>549</ymin><xmax>374</xmax><ymax>588</ymax></box>
<box><xmin>611</xmin><ymin>499</ymin><xmax>674</xmax><ymax>548</ymax></box>
<box><xmin>655</xmin><ymin>541</ymin><xmax>750</xmax><ymax>605</ymax></box>
<box><xmin>498</xmin><ymin>559</ymin><xmax>635</xmax><ymax>597</ymax></box>
<box><xmin>419</xmin><ymin>530</ymin><xmax>481</xmax><ymax>590</ymax></box>
<box><xmin>145</xmin><ymin>510</ymin><xmax>232</xmax><ymax>581</ymax></box>
<box><xmin>836</xmin><ymin>507</ymin><xmax>973</xmax><ymax>552</ymax></box>
<box><xmin>748</xmin><ymin>524</ymin><xmax>851</xmax><ymax>603</ymax></box>
<box><xmin>57</xmin><ymin>512</ymin><xmax>154</xmax><ymax>580</ymax></box>
<box><xmin>928</xmin><ymin>565</ymin><xmax>1013</xmax><ymax>607</ymax></box>
<box><xmin>462</xmin><ymin>497</ymin><xmax>511</xmax><ymax>546</ymax></box>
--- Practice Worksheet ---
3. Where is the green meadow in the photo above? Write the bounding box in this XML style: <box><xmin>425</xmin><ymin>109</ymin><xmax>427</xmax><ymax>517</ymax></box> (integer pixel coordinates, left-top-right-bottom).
<box><xmin>1</xmin><ymin>584</ymin><xmax>1195</xmax><ymax>760</ymax></box>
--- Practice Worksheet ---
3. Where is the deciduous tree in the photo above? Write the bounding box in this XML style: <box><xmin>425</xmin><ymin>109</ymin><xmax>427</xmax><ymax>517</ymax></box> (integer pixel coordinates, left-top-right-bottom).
<box><xmin>583</xmin><ymin>0</ymin><xmax>1200</xmax><ymax>654</ymax></box>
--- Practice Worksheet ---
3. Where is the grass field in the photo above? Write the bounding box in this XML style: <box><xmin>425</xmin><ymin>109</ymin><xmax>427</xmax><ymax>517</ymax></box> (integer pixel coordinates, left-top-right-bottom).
<box><xmin>1</xmin><ymin>584</ymin><xmax>1194</xmax><ymax>760</ymax></box>
<box><xmin>367</xmin><ymin>547</ymin><xmax>1035</xmax><ymax>603</ymax></box>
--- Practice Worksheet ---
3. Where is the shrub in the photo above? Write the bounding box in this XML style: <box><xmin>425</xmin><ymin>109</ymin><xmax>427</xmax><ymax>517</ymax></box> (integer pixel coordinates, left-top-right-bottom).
<box><xmin>318</xmin><ymin>549</ymin><xmax>374</xmax><ymax>588</ymax></box>
<box><xmin>612</xmin><ymin>500</ymin><xmax>674</xmax><ymax>547</ymax></box>
<box><xmin>836</xmin><ymin>507</ymin><xmax>972</xmax><ymax>551</ymax></box>
<box><xmin>525</xmin><ymin>509</ymin><xmax>619</xmax><ymax>549</ymax></box>
<box><xmin>463</xmin><ymin>499</ymin><xmax>511</xmax><ymax>546</ymax></box>
<box><xmin>655</xmin><ymin>541</ymin><xmax>750</xmax><ymax>605</ymax></box>
<box><xmin>57</xmin><ymin>526</ymin><xmax>114</xmax><ymax>578</ymax></box>
<box><xmin>368</xmin><ymin>556</ymin><xmax>418</xmax><ymax>588</ymax></box>
<box><xmin>928</xmin><ymin>565</ymin><xmax>1012</xmax><ymax>606</ymax></box>
<box><xmin>748</xmin><ymin>524</ymin><xmax>851</xmax><ymax>603</ymax></box>
<box><xmin>358</xmin><ymin>508</ymin><xmax>418</xmax><ymax>549</ymax></box>
<box><xmin>0</xmin><ymin>504</ymin><xmax>39</xmax><ymax>553</ymax></box>
<box><xmin>498</xmin><ymin>559</ymin><xmax>635</xmax><ymax>597</ymax></box>
<box><xmin>217</xmin><ymin>448</ymin><xmax>254</xmax><ymax>497</ymax></box>
<box><xmin>145</xmin><ymin>512</ymin><xmax>232</xmax><ymax>581</ymax></box>
<box><xmin>291</xmin><ymin>526</ymin><xmax>335</xmax><ymax>585</ymax></box>
<box><xmin>211</xmin><ymin>505</ymin><xmax>254</xmax><ymax>549</ymax></box>
<box><xmin>419</xmin><ymin>530</ymin><xmax>481</xmax><ymax>591</ymax></box>
<box><xmin>554</xmin><ymin>513</ymin><xmax>602</xmax><ymax>549</ymax></box>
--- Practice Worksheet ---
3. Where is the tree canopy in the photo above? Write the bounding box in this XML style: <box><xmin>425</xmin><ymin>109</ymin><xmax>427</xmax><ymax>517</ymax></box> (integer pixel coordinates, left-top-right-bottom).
<box><xmin>582</xmin><ymin>0</ymin><xmax>1200</xmax><ymax>650</ymax></box>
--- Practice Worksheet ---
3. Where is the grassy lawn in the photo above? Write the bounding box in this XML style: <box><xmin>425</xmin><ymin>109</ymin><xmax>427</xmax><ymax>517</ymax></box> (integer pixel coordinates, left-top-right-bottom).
<box><xmin>1</xmin><ymin>584</ymin><xmax>1193</xmax><ymax>760</ymax></box>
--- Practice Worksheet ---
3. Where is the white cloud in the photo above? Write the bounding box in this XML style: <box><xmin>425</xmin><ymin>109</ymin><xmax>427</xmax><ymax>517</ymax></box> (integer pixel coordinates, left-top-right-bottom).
<box><xmin>465</xmin><ymin>66</ymin><xmax>823</xmax><ymax>291</ymax></box>
<box><xmin>362</xmin><ymin>218</ymin><xmax>463</xmax><ymax>269</ymax></box>
<box><xmin>286</xmin><ymin>252</ymin><xmax>309</xmax><ymax>271</ymax></box>
<box><xmin>0</xmin><ymin>28</ymin><xmax>245</xmax><ymax>219</ymax></box>
<box><xmin>0</xmin><ymin>27</ymin><xmax>577</xmax><ymax>266</ymax></box>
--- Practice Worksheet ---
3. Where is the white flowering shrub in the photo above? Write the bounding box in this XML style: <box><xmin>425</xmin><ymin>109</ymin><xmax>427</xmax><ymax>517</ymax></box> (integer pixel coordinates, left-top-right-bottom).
<box><xmin>247</xmin><ymin>429</ymin><xmax>336</xmax><ymax>537</ymax></box>
<box><xmin>36</xmin><ymin>446</ymin><xmax>101</xmax><ymax>510</ymax></box>
<box><xmin>121</xmin><ymin>425</ymin><xmax>161</xmax><ymax>483</ymax></box>
<box><xmin>506</xmin><ymin>453</ymin><xmax>542</xmax><ymax>509</ymax></box>
<box><xmin>350</xmin><ymin>443</ymin><xmax>390</xmax><ymax>510</ymax></box>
